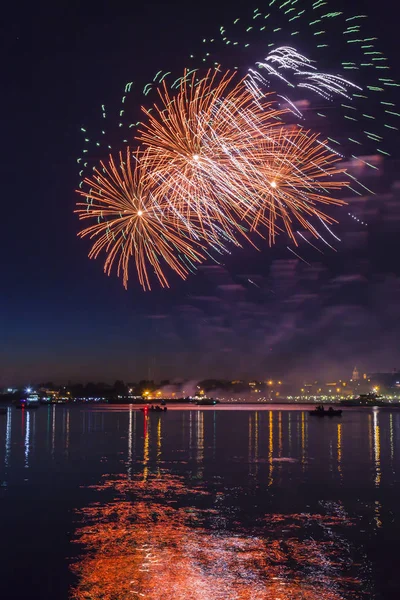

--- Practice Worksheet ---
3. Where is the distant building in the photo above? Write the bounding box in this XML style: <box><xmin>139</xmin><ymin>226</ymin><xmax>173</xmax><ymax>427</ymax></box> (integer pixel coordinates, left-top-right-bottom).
<box><xmin>352</xmin><ymin>366</ymin><xmax>360</xmax><ymax>381</ymax></box>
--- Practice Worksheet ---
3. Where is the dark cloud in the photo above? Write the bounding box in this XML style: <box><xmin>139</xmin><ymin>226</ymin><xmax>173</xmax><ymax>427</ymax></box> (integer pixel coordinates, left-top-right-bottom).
<box><xmin>190</xmin><ymin>296</ymin><xmax>223</xmax><ymax>303</ymax></box>
<box><xmin>217</xmin><ymin>283</ymin><xmax>244</xmax><ymax>291</ymax></box>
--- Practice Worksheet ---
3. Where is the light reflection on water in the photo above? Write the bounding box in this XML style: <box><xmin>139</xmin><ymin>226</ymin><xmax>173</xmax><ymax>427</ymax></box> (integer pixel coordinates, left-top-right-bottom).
<box><xmin>0</xmin><ymin>405</ymin><xmax>400</xmax><ymax>599</ymax></box>
<box><xmin>71</xmin><ymin>473</ymin><xmax>362</xmax><ymax>600</ymax></box>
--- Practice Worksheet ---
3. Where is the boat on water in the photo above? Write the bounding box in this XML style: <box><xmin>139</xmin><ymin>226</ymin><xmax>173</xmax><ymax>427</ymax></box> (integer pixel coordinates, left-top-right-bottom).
<box><xmin>194</xmin><ymin>398</ymin><xmax>219</xmax><ymax>406</ymax></box>
<box><xmin>309</xmin><ymin>407</ymin><xmax>342</xmax><ymax>417</ymax></box>
<box><xmin>140</xmin><ymin>405</ymin><xmax>167</xmax><ymax>413</ymax></box>
<box><xmin>15</xmin><ymin>394</ymin><xmax>40</xmax><ymax>409</ymax></box>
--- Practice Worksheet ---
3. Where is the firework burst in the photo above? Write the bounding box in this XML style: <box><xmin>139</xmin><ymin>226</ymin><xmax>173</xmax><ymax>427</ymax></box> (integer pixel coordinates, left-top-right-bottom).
<box><xmin>76</xmin><ymin>148</ymin><xmax>206</xmax><ymax>290</ymax></box>
<box><xmin>138</xmin><ymin>69</ymin><xmax>349</xmax><ymax>246</ymax></box>
<box><xmin>76</xmin><ymin>68</ymin><xmax>351</xmax><ymax>289</ymax></box>
<box><xmin>196</xmin><ymin>5</ymin><xmax>399</xmax><ymax>169</ymax></box>
<box><xmin>137</xmin><ymin>69</ymin><xmax>281</xmax><ymax>247</ymax></box>
<box><xmin>239</xmin><ymin>126</ymin><xmax>348</xmax><ymax>245</ymax></box>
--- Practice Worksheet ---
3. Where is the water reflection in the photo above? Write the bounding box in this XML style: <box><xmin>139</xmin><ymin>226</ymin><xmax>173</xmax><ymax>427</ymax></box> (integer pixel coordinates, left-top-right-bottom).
<box><xmin>368</xmin><ymin>414</ymin><xmax>373</xmax><ymax>464</ymax></box>
<box><xmin>156</xmin><ymin>415</ymin><xmax>162</xmax><ymax>470</ymax></box>
<box><xmin>127</xmin><ymin>406</ymin><xmax>133</xmax><ymax>479</ymax></box>
<box><xmin>278</xmin><ymin>411</ymin><xmax>282</xmax><ymax>457</ymax></box>
<box><xmin>68</xmin><ymin>408</ymin><xmax>380</xmax><ymax>599</ymax></box>
<box><xmin>268</xmin><ymin>410</ymin><xmax>273</xmax><ymax>486</ymax></box>
<box><xmin>337</xmin><ymin>423</ymin><xmax>342</xmax><ymax>482</ymax></box>
<box><xmin>196</xmin><ymin>411</ymin><xmax>204</xmax><ymax>479</ymax></box>
<box><xmin>64</xmin><ymin>408</ymin><xmax>70</xmax><ymax>455</ymax></box>
<box><xmin>143</xmin><ymin>414</ymin><xmax>150</xmax><ymax>481</ymax></box>
<box><xmin>389</xmin><ymin>413</ymin><xmax>394</xmax><ymax>466</ymax></box>
<box><xmin>51</xmin><ymin>404</ymin><xmax>56</xmax><ymax>458</ymax></box>
<box><xmin>4</xmin><ymin>407</ymin><xmax>11</xmax><ymax>469</ymax></box>
<box><xmin>374</xmin><ymin>500</ymin><xmax>382</xmax><ymax>530</ymax></box>
<box><xmin>1</xmin><ymin>405</ymin><xmax>400</xmax><ymax>599</ymax></box>
<box><xmin>373</xmin><ymin>411</ymin><xmax>381</xmax><ymax>488</ymax></box>
<box><xmin>71</xmin><ymin>469</ymin><xmax>367</xmax><ymax>600</ymax></box>
<box><xmin>301</xmin><ymin>411</ymin><xmax>307</xmax><ymax>471</ymax></box>
<box><xmin>24</xmin><ymin>410</ymin><xmax>30</xmax><ymax>469</ymax></box>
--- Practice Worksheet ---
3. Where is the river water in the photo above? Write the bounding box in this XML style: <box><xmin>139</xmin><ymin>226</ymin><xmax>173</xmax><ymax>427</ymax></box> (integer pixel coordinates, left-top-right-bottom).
<box><xmin>0</xmin><ymin>404</ymin><xmax>399</xmax><ymax>599</ymax></box>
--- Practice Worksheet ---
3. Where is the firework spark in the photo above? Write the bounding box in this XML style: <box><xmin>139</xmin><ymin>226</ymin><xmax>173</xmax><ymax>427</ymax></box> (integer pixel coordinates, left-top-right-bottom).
<box><xmin>196</xmin><ymin>5</ymin><xmax>399</xmax><ymax>168</ymax></box>
<box><xmin>252</xmin><ymin>46</ymin><xmax>362</xmax><ymax>101</ymax></box>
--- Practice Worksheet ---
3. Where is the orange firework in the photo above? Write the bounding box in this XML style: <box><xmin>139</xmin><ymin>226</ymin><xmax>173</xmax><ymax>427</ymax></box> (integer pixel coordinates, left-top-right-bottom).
<box><xmin>76</xmin><ymin>69</ymin><xmax>349</xmax><ymax>290</ymax></box>
<box><xmin>237</xmin><ymin>127</ymin><xmax>348</xmax><ymax>245</ymax></box>
<box><xmin>138</xmin><ymin>69</ymin><xmax>289</xmax><ymax>245</ymax></box>
<box><xmin>137</xmin><ymin>69</ymin><xmax>349</xmax><ymax>250</ymax></box>
<box><xmin>75</xmin><ymin>148</ymin><xmax>206</xmax><ymax>290</ymax></box>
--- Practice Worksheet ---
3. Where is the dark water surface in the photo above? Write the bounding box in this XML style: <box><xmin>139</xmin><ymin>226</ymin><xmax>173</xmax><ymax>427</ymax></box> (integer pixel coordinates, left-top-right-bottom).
<box><xmin>1</xmin><ymin>404</ymin><xmax>400</xmax><ymax>599</ymax></box>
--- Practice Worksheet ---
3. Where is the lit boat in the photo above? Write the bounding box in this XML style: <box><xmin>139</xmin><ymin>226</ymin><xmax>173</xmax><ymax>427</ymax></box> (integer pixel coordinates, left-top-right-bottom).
<box><xmin>195</xmin><ymin>398</ymin><xmax>218</xmax><ymax>406</ymax></box>
<box><xmin>15</xmin><ymin>394</ymin><xmax>40</xmax><ymax>409</ymax></box>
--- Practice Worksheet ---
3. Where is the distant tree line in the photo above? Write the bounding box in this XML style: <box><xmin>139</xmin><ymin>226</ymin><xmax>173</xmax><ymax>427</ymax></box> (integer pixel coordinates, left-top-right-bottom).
<box><xmin>1</xmin><ymin>378</ymin><xmax>270</xmax><ymax>400</ymax></box>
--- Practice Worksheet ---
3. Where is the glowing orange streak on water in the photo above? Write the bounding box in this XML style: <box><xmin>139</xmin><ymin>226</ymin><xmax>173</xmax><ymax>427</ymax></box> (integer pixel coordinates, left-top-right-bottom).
<box><xmin>268</xmin><ymin>410</ymin><xmax>274</xmax><ymax>486</ymax></box>
<box><xmin>71</xmin><ymin>472</ymin><xmax>362</xmax><ymax>600</ymax></box>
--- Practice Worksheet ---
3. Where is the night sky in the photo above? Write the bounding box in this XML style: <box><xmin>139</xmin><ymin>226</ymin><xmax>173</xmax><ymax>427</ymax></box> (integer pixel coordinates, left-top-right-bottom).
<box><xmin>1</xmin><ymin>0</ymin><xmax>399</xmax><ymax>386</ymax></box>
